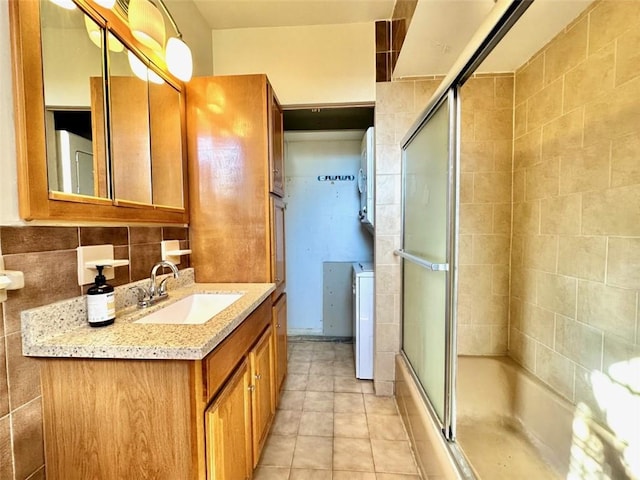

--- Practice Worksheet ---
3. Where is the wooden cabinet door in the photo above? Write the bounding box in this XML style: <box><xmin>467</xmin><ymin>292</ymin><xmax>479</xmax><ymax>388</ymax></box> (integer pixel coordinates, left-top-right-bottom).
<box><xmin>270</xmin><ymin>196</ymin><xmax>286</xmax><ymax>296</ymax></box>
<box><xmin>273</xmin><ymin>293</ymin><xmax>288</xmax><ymax>394</ymax></box>
<box><xmin>205</xmin><ymin>359</ymin><xmax>252</xmax><ymax>480</ymax></box>
<box><xmin>268</xmin><ymin>86</ymin><xmax>284</xmax><ymax>197</ymax></box>
<box><xmin>250</xmin><ymin>326</ymin><xmax>275</xmax><ymax>466</ymax></box>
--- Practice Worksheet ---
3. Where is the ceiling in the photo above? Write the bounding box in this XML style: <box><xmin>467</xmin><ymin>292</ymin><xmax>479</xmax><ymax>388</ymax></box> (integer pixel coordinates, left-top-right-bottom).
<box><xmin>191</xmin><ymin>0</ymin><xmax>594</xmax><ymax>77</ymax></box>
<box><xmin>191</xmin><ymin>0</ymin><xmax>395</xmax><ymax>29</ymax></box>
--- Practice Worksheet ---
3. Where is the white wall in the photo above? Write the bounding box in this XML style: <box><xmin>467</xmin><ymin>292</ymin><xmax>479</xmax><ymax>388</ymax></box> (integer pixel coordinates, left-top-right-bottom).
<box><xmin>212</xmin><ymin>23</ymin><xmax>375</xmax><ymax>106</ymax></box>
<box><xmin>0</xmin><ymin>0</ymin><xmax>21</xmax><ymax>225</ymax></box>
<box><xmin>285</xmin><ymin>131</ymin><xmax>373</xmax><ymax>335</ymax></box>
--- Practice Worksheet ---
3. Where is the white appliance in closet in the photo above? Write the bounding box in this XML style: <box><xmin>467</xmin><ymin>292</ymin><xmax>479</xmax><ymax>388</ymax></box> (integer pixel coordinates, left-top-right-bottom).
<box><xmin>352</xmin><ymin>262</ymin><xmax>374</xmax><ymax>379</ymax></box>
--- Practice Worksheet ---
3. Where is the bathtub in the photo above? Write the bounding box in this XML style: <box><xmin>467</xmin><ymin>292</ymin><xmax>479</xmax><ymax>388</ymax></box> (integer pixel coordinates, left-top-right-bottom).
<box><xmin>396</xmin><ymin>355</ymin><xmax>574</xmax><ymax>479</ymax></box>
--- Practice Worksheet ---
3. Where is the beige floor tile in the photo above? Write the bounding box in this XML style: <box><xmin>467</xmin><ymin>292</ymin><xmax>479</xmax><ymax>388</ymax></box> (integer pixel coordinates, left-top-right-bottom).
<box><xmin>271</xmin><ymin>410</ymin><xmax>302</xmax><ymax>436</ymax></box>
<box><xmin>333</xmin><ymin>470</ymin><xmax>376</xmax><ymax>480</ymax></box>
<box><xmin>334</xmin><ymin>413</ymin><xmax>369</xmax><ymax>438</ymax></box>
<box><xmin>310</xmin><ymin>360</ymin><xmax>335</xmax><ymax>375</ymax></box>
<box><xmin>284</xmin><ymin>374</ymin><xmax>309</xmax><ymax>391</ymax></box>
<box><xmin>307</xmin><ymin>375</ymin><xmax>334</xmax><ymax>392</ymax></box>
<box><xmin>334</xmin><ymin>392</ymin><xmax>365</xmax><ymax>413</ymax></box>
<box><xmin>364</xmin><ymin>395</ymin><xmax>398</xmax><ymax>415</ymax></box>
<box><xmin>335</xmin><ymin>351</ymin><xmax>355</xmax><ymax>361</ymax></box>
<box><xmin>291</xmin><ymin>342</ymin><xmax>315</xmax><ymax>352</ymax></box>
<box><xmin>292</xmin><ymin>436</ymin><xmax>333</xmax><ymax>470</ymax></box>
<box><xmin>334</xmin><ymin>361</ymin><xmax>356</xmax><ymax>377</ymax></box>
<box><xmin>304</xmin><ymin>391</ymin><xmax>334</xmax><ymax>412</ymax></box>
<box><xmin>290</xmin><ymin>468</ymin><xmax>332</xmax><ymax>480</ymax></box>
<box><xmin>367</xmin><ymin>414</ymin><xmax>408</xmax><ymax>440</ymax></box>
<box><xmin>333</xmin><ymin>472</ymin><xmax>376</xmax><ymax>480</ymax></box>
<box><xmin>260</xmin><ymin>435</ymin><xmax>296</xmax><ymax>467</ymax></box>
<box><xmin>370</xmin><ymin>439</ymin><xmax>418</xmax><ymax>475</ymax></box>
<box><xmin>314</xmin><ymin>342</ymin><xmax>335</xmax><ymax>352</ymax></box>
<box><xmin>253</xmin><ymin>466</ymin><xmax>291</xmax><ymax>480</ymax></box>
<box><xmin>360</xmin><ymin>381</ymin><xmax>375</xmax><ymax>394</ymax></box>
<box><xmin>298</xmin><ymin>411</ymin><xmax>334</xmax><ymax>437</ymax></box>
<box><xmin>334</xmin><ymin>343</ymin><xmax>353</xmax><ymax>353</ymax></box>
<box><xmin>313</xmin><ymin>350</ymin><xmax>336</xmax><ymax>361</ymax></box>
<box><xmin>289</xmin><ymin>361</ymin><xmax>311</xmax><ymax>374</ymax></box>
<box><xmin>334</xmin><ymin>376</ymin><xmax>363</xmax><ymax>393</ymax></box>
<box><xmin>375</xmin><ymin>474</ymin><xmax>421</xmax><ymax>479</ymax></box>
<box><xmin>279</xmin><ymin>390</ymin><xmax>306</xmax><ymax>411</ymax></box>
<box><xmin>289</xmin><ymin>351</ymin><xmax>314</xmax><ymax>362</ymax></box>
<box><xmin>333</xmin><ymin>437</ymin><xmax>374</xmax><ymax>472</ymax></box>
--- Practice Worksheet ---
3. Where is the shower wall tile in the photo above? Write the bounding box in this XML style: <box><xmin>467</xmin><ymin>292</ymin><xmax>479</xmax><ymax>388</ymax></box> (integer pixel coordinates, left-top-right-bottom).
<box><xmin>610</xmin><ymin>133</ymin><xmax>640</xmax><ymax>188</ymax></box>
<box><xmin>557</xmin><ymin>236</ymin><xmax>606</xmax><ymax>282</ymax></box>
<box><xmin>456</xmin><ymin>75</ymin><xmax>515</xmax><ymax>355</ymax></box>
<box><xmin>543</xmin><ymin>15</ymin><xmax>588</xmax><ymax>84</ymax></box>
<box><xmin>614</xmin><ymin>26</ymin><xmax>640</xmax><ymax>86</ymax></box>
<box><xmin>509</xmin><ymin>0</ymin><xmax>640</xmax><ymax>423</ymax></box>
<box><xmin>606</xmin><ymin>237</ymin><xmax>640</xmax><ymax>290</ymax></box>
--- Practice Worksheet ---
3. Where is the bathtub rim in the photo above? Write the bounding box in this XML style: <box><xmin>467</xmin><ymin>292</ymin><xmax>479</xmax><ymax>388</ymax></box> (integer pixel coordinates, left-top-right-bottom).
<box><xmin>396</xmin><ymin>352</ymin><xmax>478</xmax><ymax>479</ymax></box>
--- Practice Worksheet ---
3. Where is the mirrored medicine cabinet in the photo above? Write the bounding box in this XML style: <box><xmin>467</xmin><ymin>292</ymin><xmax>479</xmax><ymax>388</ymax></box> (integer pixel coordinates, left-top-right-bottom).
<box><xmin>10</xmin><ymin>0</ymin><xmax>188</xmax><ymax>223</ymax></box>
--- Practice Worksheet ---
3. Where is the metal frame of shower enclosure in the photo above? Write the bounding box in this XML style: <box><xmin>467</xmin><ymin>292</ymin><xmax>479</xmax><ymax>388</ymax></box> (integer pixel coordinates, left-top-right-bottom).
<box><xmin>395</xmin><ymin>0</ymin><xmax>534</xmax><ymax>478</ymax></box>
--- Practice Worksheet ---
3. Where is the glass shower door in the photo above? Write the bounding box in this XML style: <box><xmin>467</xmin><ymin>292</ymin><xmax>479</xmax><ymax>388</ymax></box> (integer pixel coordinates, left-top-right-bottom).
<box><xmin>399</xmin><ymin>89</ymin><xmax>458</xmax><ymax>439</ymax></box>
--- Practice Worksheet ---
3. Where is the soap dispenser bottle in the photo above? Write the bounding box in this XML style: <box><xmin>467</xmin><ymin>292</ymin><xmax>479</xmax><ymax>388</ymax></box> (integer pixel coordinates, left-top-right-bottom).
<box><xmin>86</xmin><ymin>265</ymin><xmax>115</xmax><ymax>327</ymax></box>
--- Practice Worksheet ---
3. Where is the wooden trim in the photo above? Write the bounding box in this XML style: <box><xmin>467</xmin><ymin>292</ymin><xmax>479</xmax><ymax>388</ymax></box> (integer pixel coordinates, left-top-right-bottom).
<box><xmin>8</xmin><ymin>0</ymin><xmax>189</xmax><ymax>224</ymax></box>
<box><xmin>48</xmin><ymin>191</ymin><xmax>113</xmax><ymax>206</ymax></box>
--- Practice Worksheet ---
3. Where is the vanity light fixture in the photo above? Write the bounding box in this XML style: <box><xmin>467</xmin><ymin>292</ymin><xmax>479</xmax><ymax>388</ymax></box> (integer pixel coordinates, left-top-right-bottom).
<box><xmin>127</xmin><ymin>50</ymin><xmax>165</xmax><ymax>84</ymax></box>
<box><xmin>94</xmin><ymin>0</ymin><xmax>116</xmax><ymax>8</ymax></box>
<box><xmin>50</xmin><ymin>0</ymin><xmax>77</xmax><ymax>10</ymax></box>
<box><xmin>84</xmin><ymin>15</ymin><xmax>124</xmax><ymax>52</ymax></box>
<box><xmin>128</xmin><ymin>0</ymin><xmax>166</xmax><ymax>53</ymax></box>
<box><xmin>155</xmin><ymin>0</ymin><xmax>194</xmax><ymax>82</ymax></box>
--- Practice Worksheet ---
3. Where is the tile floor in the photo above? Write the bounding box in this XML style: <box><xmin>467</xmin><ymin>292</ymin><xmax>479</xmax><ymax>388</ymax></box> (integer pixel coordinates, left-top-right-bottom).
<box><xmin>254</xmin><ymin>340</ymin><xmax>422</xmax><ymax>480</ymax></box>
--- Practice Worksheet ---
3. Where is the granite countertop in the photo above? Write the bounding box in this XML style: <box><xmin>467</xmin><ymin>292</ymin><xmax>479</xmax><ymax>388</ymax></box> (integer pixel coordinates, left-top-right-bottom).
<box><xmin>22</xmin><ymin>271</ymin><xmax>275</xmax><ymax>360</ymax></box>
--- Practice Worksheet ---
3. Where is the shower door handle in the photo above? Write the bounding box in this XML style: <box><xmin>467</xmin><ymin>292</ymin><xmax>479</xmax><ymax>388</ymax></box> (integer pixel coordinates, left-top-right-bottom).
<box><xmin>394</xmin><ymin>249</ymin><xmax>449</xmax><ymax>271</ymax></box>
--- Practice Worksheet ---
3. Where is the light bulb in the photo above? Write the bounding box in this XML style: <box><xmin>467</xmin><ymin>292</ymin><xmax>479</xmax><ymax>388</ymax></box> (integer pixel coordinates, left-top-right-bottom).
<box><xmin>127</xmin><ymin>51</ymin><xmax>164</xmax><ymax>85</ymax></box>
<box><xmin>94</xmin><ymin>0</ymin><xmax>116</xmax><ymax>8</ymax></box>
<box><xmin>166</xmin><ymin>37</ymin><xmax>193</xmax><ymax>82</ymax></box>
<box><xmin>49</xmin><ymin>0</ymin><xmax>77</xmax><ymax>10</ymax></box>
<box><xmin>128</xmin><ymin>0</ymin><xmax>166</xmax><ymax>53</ymax></box>
<box><xmin>127</xmin><ymin>50</ymin><xmax>150</xmax><ymax>82</ymax></box>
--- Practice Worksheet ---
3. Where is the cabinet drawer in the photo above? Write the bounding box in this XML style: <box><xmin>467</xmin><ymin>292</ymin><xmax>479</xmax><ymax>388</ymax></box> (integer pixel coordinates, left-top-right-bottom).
<box><xmin>203</xmin><ymin>299</ymin><xmax>271</xmax><ymax>404</ymax></box>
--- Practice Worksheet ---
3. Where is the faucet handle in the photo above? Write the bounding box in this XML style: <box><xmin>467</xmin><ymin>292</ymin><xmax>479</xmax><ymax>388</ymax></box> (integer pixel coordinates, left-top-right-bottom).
<box><xmin>130</xmin><ymin>285</ymin><xmax>150</xmax><ymax>302</ymax></box>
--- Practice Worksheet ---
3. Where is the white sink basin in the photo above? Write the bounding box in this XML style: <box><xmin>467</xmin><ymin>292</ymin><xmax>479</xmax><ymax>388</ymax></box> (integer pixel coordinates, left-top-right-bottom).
<box><xmin>134</xmin><ymin>293</ymin><xmax>243</xmax><ymax>325</ymax></box>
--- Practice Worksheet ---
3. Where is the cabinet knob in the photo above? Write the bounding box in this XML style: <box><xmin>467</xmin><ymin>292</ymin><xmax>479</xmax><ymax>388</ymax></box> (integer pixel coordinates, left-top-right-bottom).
<box><xmin>276</xmin><ymin>323</ymin><xmax>281</xmax><ymax>329</ymax></box>
<box><xmin>255</xmin><ymin>373</ymin><xmax>262</xmax><ymax>380</ymax></box>
<box><xmin>248</xmin><ymin>384</ymin><xmax>255</xmax><ymax>392</ymax></box>
<box><xmin>273</xmin><ymin>168</ymin><xmax>280</xmax><ymax>174</ymax></box>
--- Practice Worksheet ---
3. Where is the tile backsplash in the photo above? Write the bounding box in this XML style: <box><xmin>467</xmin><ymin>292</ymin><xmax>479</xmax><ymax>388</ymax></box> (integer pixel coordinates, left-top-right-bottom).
<box><xmin>0</xmin><ymin>225</ymin><xmax>189</xmax><ymax>479</ymax></box>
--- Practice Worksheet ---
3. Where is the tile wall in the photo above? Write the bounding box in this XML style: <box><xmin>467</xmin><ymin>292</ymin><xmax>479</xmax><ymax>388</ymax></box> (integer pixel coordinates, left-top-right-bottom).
<box><xmin>509</xmin><ymin>0</ymin><xmax>640</xmax><ymax>410</ymax></box>
<box><xmin>458</xmin><ymin>74</ymin><xmax>514</xmax><ymax>355</ymax></box>
<box><xmin>0</xmin><ymin>225</ymin><xmax>189</xmax><ymax>479</ymax></box>
<box><xmin>374</xmin><ymin>76</ymin><xmax>443</xmax><ymax>395</ymax></box>
<box><xmin>374</xmin><ymin>73</ymin><xmax>514</xmax><ymax>393</ymax></box>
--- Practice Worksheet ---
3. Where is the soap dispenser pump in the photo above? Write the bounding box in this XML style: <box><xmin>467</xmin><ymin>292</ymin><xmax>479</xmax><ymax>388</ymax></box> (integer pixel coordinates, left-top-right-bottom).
<box><xmin>86</xmin><ymin>265</ymin><xmax>115</xmax><ymax>327</ymax></box>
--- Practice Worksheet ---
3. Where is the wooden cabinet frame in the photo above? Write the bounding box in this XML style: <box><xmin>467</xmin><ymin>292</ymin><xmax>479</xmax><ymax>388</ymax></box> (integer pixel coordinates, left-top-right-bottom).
<box><xmin>8</xmin><ymin>0</ymin><xmax>189</xmax><ymax>223</ymax></box>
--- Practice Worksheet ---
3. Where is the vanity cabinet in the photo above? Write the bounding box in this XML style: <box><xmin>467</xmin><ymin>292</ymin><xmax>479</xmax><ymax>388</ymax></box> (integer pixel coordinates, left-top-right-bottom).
<box><xmin>187</xmin><ymin>74</ymin><xmax>288</xmax><ymax>397</ymax></box>
<box><xmin>273</xmin><ymin>293</ymin><xmax>288</xmax><ymax>394</ymax></box>
<box><xmin>40</xmin><ymin>297</ymin><xmax>275</xmax><ymax>480</ymax></box>
<box><xmin>249</xmin><ymin>326</ymin><xmax>276</xmax><ymax>465</ymax></box>
<box><xmin>205</xmin><ymin>359</ymin><xmax>252</xmax><ymax>480</ymax></box>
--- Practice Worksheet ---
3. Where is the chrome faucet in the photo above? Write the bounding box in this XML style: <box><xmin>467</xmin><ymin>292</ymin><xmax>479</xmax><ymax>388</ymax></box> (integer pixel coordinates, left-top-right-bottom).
<box><xmin>132</xmin><ymin>260</ymin><xmax>180</xmax><ymax>308</ymax></box>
